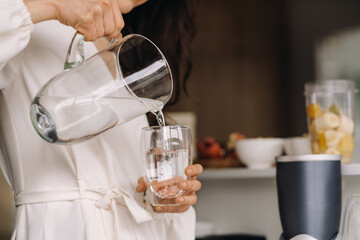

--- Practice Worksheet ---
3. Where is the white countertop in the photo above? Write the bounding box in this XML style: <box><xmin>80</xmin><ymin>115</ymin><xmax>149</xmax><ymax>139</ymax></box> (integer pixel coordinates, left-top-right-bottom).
<box><xmin>198</xmin><ymin>163</ymin><xmax>360</xmax><ymax>180</ymax></box>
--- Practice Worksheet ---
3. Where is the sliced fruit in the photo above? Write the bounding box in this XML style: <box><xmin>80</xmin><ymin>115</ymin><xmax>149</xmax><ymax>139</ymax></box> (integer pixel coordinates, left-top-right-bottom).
<box><xmin>340</xmin><ymin>135</ymin><xmax>354</xmax><ymax>164</ymax></box>
<box><xmin>309</xmin><ymin>121</ymin><xmax>318</xmax><ymax>138</ymax></box>
<box><xmin>306</xmin><ymin>103</ymin><xmax>322</xmax><ymax>119</ymax></box>
<box><xmin>338</xmin><ymin>134</ymin><xmax>354</xmax><ymax>154</ymax></box>
<box><xmin>318</xmin><ymin>133</ymin><xmax>327</xmax><ymax>153</ymax></box>
<box><xmin>324</xmin><ymin>129</ymin><xmax>344</xmax><ymax>148</ymax></box>
<box><xmin>197</xmin><ymin>137</ymin><xmax>225</xmax><ymax>159</ymax></box>
<box><xmin>337</xmin><ymin>114</ymin><xmax>355</xmax><ymax>135</ymax></box>
<box><xmin>328</xmin><ymin>103</ymin><xmax>341</xmax><ymax>116</ymax></box>
<box><xmin>325</xmin><ymin>148</ymin><xmax>341</xmax><ymax>154</ymax></box>
<box><xmin>315</xmin><ymin>112</ymin><xmax>340</xmax><ymax>130</ymax></box>
<box><xmin>342</xmin><ymin>156</ymin><xmax>352</xmax><ymax>164</ymax></box>
<box><xmin>311</xmin><ymin>141</ymin><xmax>320</xmax><ymax>154</ymax></box>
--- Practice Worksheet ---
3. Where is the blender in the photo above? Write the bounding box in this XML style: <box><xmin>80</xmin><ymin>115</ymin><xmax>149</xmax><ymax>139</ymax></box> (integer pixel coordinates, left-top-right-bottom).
<box><xmin>276</xmin><ymin>154</ymin><xmax>342</xmax><ymax>240</ymax></box>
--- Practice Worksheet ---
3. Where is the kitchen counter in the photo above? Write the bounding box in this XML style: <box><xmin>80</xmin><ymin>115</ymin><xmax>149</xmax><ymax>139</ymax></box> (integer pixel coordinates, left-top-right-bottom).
<box><xmin>198</xmin><ymin>163</ymin><xmax>360</xmax><ymax>180</ymax></box>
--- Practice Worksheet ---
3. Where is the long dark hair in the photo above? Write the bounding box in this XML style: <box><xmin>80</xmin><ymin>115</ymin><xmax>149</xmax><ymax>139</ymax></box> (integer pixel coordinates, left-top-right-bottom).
<box><xmin>122</xmin><ymin>0</ymin><xmax>200</xmax><ymax>105</ymax></box>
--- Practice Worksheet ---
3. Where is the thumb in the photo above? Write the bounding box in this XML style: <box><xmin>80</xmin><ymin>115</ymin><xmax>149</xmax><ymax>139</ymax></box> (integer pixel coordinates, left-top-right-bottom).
<box><xmin>136</xmin><ymin>177</ymin><xmax>148</xmax><ymax>193</ymax></box>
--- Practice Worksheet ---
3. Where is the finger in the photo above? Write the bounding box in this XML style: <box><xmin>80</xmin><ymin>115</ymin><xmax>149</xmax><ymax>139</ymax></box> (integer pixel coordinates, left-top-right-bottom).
<box><xmin>176</xmin><ymin>193</ymin><xmax>197</xmax><ymax>205</ymax></box>
<box><xmin>185</xmin><ymin>164</ymin><xmax>203</xmax><ymax>178</ymax></box>
<box><xmin>136</xmin><ymin>181</ymin><xmax>147</xmax><ymax>193</ymax></box>
<box><xmin>101</xmin><ymin>0</ymin><xmax>115</xmax><ymax>36</ymax></box>
<box><xmin>136</xmin><ymin>178</ymin><xmax>148</xmax><ymax>193</ymax></box>
<box><xmin>92</xmin><ymin>4</ymin><xmax>104</xmax><ymax>37</ymax></box>
<box><xmin>75</xmin><ymin>13</ymin><xmax>98</xmax><ymax>41</ymax></box>
<box><xmin>150</xmin><ymin>176</ymin><xmax>183</xmax><ymax>192</ymax></box>
<box><xmin>179</xmin><ymin>179</ymin><xmax>202</xmax><ymax>192</ymax></box>
<box><xmin>154</xmin><ymin>204</ymin><xmax>190</xmax><ymax>213</ymax></box>
<box><xmin>76</xmin><ymin>25</ymin><xmax>97</xmax><ymax>41</ymax></box>
<box><xmin>137</xmin><ymin>177</ymin><xmax>145</xmax><ymax>184</ymax></box>
<box><xmin>109</xmin><ymin>0</ymin><xmax>124</xmax><ymax>37</ymax></box>
<box><xmin>112</xmin><ymin>32</ymin><xmax>123</xmax><ymax>41</ymax></box>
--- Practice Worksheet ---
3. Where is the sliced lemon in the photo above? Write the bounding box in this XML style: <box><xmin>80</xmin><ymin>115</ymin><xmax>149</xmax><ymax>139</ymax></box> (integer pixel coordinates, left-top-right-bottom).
<box><xmin>338</xmin><ymin>134</ymin><xmax>354</xmax><ymax>154</ymax></box>
<box><xmin>307</xmin><ymin>103</ymin><xmax>322</xmax><ymax>119</ymax></box>
<box><xmin>318</xmin><ymin>132</ymin><xmax>327</xmax><ymax>153</ymax></box>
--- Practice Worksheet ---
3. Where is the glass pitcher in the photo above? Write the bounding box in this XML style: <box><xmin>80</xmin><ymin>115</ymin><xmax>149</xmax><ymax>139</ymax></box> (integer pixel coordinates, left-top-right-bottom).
<box><xmin>30</xmin><ymin>34</ymin><xmax>173</xmax><ymax>144</ymax></box>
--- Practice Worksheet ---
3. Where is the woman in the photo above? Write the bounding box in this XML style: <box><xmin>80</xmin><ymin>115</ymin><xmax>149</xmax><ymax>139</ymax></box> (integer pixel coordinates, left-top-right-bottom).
<box><xmin>0</xmin><ymin>0</ymin><xmax>202</xmax><ymax>239</ymax></box>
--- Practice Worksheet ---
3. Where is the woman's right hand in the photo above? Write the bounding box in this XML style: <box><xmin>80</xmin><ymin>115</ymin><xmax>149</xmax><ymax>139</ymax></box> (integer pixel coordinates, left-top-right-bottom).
<box><xmin>24</xmin><ymin>0</ymin><xmax>124</xmax><ymax>41</ymax></box>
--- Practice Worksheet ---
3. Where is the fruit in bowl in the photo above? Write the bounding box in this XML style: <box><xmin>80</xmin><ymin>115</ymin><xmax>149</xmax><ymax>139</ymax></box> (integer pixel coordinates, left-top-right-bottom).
<box><xmin>197</xmin><ymin>137</ymin><xmax>225</xmax><ymax>159</ymax></box>
<box><xmin>235</xmin><ymin>138</ymin><xmax>284</xmax><ymax>169</ymax></box>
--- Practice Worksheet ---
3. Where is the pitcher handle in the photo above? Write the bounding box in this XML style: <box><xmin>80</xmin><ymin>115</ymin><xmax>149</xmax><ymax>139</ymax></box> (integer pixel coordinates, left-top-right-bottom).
<box><xmin>64</xmin><ymin>33</ymin><xmax>117</xmax><ymax>70</ymax></box>
<box><xmin>64</xmin><ymin>33</ymin><xmax>85</xmax><ymax>70</ymax></box>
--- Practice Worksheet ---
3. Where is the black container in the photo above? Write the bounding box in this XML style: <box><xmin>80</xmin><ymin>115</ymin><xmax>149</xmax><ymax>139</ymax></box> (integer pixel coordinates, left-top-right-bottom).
<box><xmin>276</xmin><ymin>154</ymin><xmax>342</xmax><ymax>240</ymax></box>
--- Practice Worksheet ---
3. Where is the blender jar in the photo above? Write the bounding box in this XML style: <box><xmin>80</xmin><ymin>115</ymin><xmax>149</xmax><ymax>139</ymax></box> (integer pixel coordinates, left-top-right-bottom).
<box><xmin>304</xmin><ymin>80</ymin><xmax>358</xmax><ymax>164</ymax></box>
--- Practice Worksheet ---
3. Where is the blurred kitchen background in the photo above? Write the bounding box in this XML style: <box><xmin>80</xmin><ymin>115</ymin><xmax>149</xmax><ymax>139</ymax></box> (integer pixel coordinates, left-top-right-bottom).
<box><xmin>2</xmin><ymin>0</ymin><xmax>360</xmax><ymax>239</ymax></box>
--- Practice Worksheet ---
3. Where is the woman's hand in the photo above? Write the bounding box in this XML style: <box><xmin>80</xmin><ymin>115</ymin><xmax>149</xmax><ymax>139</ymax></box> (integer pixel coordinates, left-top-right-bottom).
<box><xmin>24</xmin><ymin>0</ymin><xmax>124</xmax><ymax>41</ymax></box>
<box><xmin>136</xmin><ymin>164</ymin><xmax>203</xmax><ymax>213</ymax></box>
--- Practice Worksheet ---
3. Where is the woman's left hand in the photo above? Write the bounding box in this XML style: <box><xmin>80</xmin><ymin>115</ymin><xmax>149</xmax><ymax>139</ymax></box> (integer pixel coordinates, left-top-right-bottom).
<box><xmin>136</xmin><ymin>164</ymin><xmax>203</xmax><ymax>213</ymax></box>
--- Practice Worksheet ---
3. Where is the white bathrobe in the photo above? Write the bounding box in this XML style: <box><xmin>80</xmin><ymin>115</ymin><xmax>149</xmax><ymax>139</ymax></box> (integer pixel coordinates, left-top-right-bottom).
<box><xmin>0</xmin><ymin>0</ymin><xmax>196</xmax><ymax>239</ymax></box>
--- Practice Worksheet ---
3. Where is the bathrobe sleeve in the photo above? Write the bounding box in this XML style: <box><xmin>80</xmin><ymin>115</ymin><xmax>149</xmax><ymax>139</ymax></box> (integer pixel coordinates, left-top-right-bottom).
<box><xmin>0</xmin><ymin>0</ymin><xmax>33</xmax><ymax>88</ymax></box>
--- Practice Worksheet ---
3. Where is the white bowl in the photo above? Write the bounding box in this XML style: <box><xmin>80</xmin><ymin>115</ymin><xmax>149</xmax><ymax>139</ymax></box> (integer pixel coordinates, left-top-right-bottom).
<box><xmin>235</xmin><ymin>138</ymin><xmax>284</xmax><ymax>169</ymax></box>
<box><xmin>283</xmin><ymin>137</ymin><xmax>312</xmax><ymax>155</ymax></box>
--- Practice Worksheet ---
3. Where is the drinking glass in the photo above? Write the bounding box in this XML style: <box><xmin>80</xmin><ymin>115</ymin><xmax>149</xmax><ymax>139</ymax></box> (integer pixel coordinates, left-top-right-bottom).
<box><xmin>30</xmin><ymin>34</ymin><xmax>173</xmax><ymax>144</ymax></box>
<box><xmin>141</xmin><ymin>125</ymin><xmax>193</xmax><ymax>206</ymax></box>
<box><xmin>338</xmin><ymin>193</ymin><xmax>360</xmax><ymax>240</ymax></box>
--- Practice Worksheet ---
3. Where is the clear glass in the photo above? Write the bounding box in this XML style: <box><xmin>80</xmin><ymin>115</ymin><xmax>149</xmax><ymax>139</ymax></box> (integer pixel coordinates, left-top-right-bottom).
<box><xmin>304</xmin><ymin>80</ymin><xmax>357</xmax><ymax>164</ymax></box>
<box><xmin>30</xmin><ymin>34</ymin><xmax>173</xmax><ymax>144</ymax></box>
<box><xmin>141</xmin><ymin>125</ymin><xmax>193</xmax><ymax>206</ymax></box>
<box><xmin>338</xmin><ymin>193</ymin><xmax>360</xmax><ymax>240</ymax></box>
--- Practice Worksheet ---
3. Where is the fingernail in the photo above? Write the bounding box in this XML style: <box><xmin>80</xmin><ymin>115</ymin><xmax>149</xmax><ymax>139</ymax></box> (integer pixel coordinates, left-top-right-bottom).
<box><xmin>156</xmin><ymin>207</ymin><xmax>163</xmax><ymax>211</ymax></box>
<box><xmin>187</xmin><ymin>169</ymin><xmax>193</xmax><ymax>175</ymax></box>
<box><xmin>181</xmin><ymin>182</ymin><xmax>187</xmax><ymax>188</ymax></box>
<box><xmin>179</xmin><ymin>197</ymin><xmax>185</xmax><ymax>203</ymax></box>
